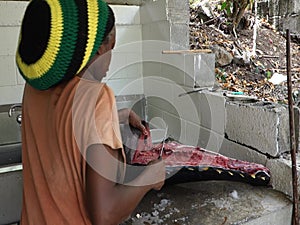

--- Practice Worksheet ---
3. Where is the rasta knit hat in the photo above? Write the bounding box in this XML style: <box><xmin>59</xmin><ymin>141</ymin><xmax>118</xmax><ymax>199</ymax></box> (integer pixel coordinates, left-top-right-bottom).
<box><xmin>16</xmin><ymin>0</ymin><xmax>115</xmax><ymax>90</ymax></box>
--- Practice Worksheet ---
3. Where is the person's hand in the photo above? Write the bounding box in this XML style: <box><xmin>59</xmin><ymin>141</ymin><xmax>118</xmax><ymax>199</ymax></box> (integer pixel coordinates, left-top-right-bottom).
<box><xmin>128</xmin><ymin>110</ymin><xmax>148</xmax><ymax>136</ymax></box>
<box><xmin>118</xmin><ymin>108</ymin><xmax>148</xmax><ymax>136</ymax></box>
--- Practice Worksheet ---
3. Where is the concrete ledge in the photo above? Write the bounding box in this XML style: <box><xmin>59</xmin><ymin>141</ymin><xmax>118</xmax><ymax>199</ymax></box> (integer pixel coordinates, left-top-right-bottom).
<box><xmin>266</xmin><ymin>153</ymin><xmax>300</xmax><ymax>198</ymax></box>
<box><xmin>219</xmin><ymin>139</ymin><xmax>268</xmax><ymax>166</ymax></box>
<box><xmin>243</xmin><ymin>201</ymin><xmax>292</xmax><ymax>225</ymax></box>
<box><xmin>123</xmin><ymin>181</ymin><xmax>292</xmax><ymax>225</ymax></box>
<box><xmin>266</xmin><ymin>157</ymin><xmax>294</xmax><ymax>197</ymax></box>
<box><xmin>219</xmin><ymin>138</ymin><xmax>300</xmax><ymax>198</ymax></box>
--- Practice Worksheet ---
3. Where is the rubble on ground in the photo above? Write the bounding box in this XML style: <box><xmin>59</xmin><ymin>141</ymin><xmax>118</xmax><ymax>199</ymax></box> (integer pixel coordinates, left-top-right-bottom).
<box><xmin>189</xmin><ymin>2</ymin><xmax>300</xmax><ymax>105</ymax></box>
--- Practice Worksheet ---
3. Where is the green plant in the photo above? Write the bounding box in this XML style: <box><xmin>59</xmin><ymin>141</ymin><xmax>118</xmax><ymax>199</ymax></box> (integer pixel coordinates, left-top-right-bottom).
<box><xmin>220</xmin><ymin>0</ymin><xmax>251</xmax><ymax>29</ymax></box>
<box><xmin>221</xmin><ymin>0</ymin><xmax>233</xmax><ymax>16</ymax></box>
<box><xmin>266</xmin><ymin>70</ymin><xmax>272</xmax><ymax>79</ymax></box>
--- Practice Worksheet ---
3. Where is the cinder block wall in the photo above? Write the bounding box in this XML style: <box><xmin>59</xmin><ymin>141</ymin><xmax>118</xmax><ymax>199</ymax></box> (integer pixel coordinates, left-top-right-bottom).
<box><xmin>0</xmin><ymin>1</ymin><xmax>27</xmax><ymax>105</ymax></box>
<box><xmin>140</xmin><ymin>0</ymin><xmax>189</xmax><ymax>50</ymax></box>
<box><xmin>104</xmin><ymin>5</ymin><xmax>144</xmax><ymax>96</ymax></box>
<box><xmin>140</xmin><ymin>0</ymin><xmax>221</xmax><ymax>150</ymax></box>
<box><xmin>142</xmin><ymin>52</ymin><xmax>219</xmax><ymax>150</ymax></box>
<box><xmin>0</xmin><ymin>1</ymin><xmax>144</xmax><ymax>105</ymax></box>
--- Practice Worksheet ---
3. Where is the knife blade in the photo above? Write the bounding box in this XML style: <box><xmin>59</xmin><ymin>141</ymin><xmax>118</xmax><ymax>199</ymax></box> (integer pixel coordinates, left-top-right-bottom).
<box><xmin>159</xmin><ymin>125</ymin><xmax>168</xmax><ymax>159</ymax></box>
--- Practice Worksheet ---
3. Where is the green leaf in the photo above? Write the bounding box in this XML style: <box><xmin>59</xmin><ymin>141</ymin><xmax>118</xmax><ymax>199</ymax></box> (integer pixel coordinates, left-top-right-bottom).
<box><xmin>266</xmin><ymin>71</ymin><xmax>272</xmax><ymax>79</ymax></box>
<box><xmin>226</xmin><ymin>7</ymin><xmax>232</xmax><ymax>15</ymax></box>
<box><xmin>221</xmin><ymin>2</ymin><xmax>228</xmax><ymax>10</ymax></box>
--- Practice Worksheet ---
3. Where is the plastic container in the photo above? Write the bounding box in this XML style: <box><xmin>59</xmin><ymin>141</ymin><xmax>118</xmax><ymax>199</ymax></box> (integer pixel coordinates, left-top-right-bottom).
<box><xmin>150</xmin><ymin>129</ymin><xmax>166</xmax><ymax>144</ymax></box>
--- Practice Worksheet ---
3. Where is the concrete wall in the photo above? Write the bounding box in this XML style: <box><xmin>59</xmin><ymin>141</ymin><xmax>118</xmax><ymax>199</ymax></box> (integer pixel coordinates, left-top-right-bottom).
<box><xmin>139</xmin><ymin>0</ymin><xmax>219</xmax><ymax>148</ymax></box>
<box><xmin>225</xmin><ymin>101</ymin><xmax>290</xmax><ymax>157</ymax></box>
<box><xmin>0</xmin><ymin>1</ymin><xmax>27</xmax><ymax>106</ymax></box>
<box><xmin>0</xmin><ymin>1</ymin><xmax>144</xmax><ymax>105</ymax></box>
<box><xmin>103</xmin><ymin>5</ymin><xmax>144</xmax><ymax>96</ymax></box>
<box><xmin>258</xmin><ymin>0</ymin><xmax>300</xmax><ymax>33</ymax></box>
<box><xmin>142</xmin><ymin>51</ymin><xmax>217</xmax><ymax>149</ymax></box>
<box><xmin>0</xmin><ymin>0</ymin><xmax>190</xmax><ymax>105</ymax></box>
<box><xmin>141</xmin><ymin>0</ymin><xmax>189</xmax><ymax>50</ymax></box>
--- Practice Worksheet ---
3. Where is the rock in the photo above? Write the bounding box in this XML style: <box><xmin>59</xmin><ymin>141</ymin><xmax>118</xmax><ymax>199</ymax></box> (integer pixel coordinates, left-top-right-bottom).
<box><xmin>193</xmin><ymin>0</ymin><xmax>214</xmax><ymax>24</ymax></box>
<box><xmin>268</xmin><ymin>73</ymin><xmax>287</xmax><ymax>85</ymax></box>
<box><xmin>232</xmin><ymin>48</ymin><xmax>251</xmax><ymax>66</ymax></box>
<box><xmin>210</xmin><ymin>45</ymin><xmax>233</xmax><ymax>67</ymax></box>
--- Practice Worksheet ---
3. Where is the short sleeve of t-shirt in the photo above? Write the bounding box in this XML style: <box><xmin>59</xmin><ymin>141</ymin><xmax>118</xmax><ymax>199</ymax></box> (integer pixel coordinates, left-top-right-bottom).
<box><xmin>72</xmin><ymin>80</ymin><xmax>123</xmax><ymax>157</ymax></box>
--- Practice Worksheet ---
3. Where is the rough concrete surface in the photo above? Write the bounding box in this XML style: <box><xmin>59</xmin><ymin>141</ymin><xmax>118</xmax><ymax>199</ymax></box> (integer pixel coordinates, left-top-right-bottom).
<box><xmin>225</xmin><ymin>101</ymin><xmax>290</xmax><ymax>157</ymax></box>
<box><xmin>267</xmin><ymin>153</ymin><xmax>300</xmax><ymax>198</ymax></box>
<box><xmin>122</xmin><ymin>181</ymin><xmax>292</xmax><ymax>225</ymax></box>
<box><xmin>258</xmin><ymin>0</ymin><xmax>300</xmax><ymax>33</ymax></box>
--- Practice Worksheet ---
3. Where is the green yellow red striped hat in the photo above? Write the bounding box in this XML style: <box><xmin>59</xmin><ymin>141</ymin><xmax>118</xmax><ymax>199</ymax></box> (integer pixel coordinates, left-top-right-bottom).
<box><xmin>16</xmin><ymin>0</ymin><xmax>114</xmax><ymax>90</ymax></box>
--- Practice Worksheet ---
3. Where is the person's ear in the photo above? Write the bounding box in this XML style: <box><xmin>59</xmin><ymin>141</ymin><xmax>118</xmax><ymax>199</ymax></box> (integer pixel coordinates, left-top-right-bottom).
<box><xmin>96</xmin><ymin>45</ymin><xmax>105</xmax><ymax>55</ymax></box>
<box><xmin>97</xmin><ymin>42</ymin><xmax>111</xmax><ymax>56</ymax></box>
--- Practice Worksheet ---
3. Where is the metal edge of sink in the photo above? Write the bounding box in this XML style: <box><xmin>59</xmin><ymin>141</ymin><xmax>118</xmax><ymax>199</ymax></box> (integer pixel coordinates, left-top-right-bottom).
<box><xmin>0</xmin><ymin>142</ymin><xmax>22</xmax><ymax>224</ymax></box>
<box><xmin>0</xmin><ymin>163</ymin><xmax>23</xmax><ymax>174</ymax></box>
<box><xmin>0</xmin><ymin>163</ymin><xmax>23</xmax><ymax>225</ymax></box>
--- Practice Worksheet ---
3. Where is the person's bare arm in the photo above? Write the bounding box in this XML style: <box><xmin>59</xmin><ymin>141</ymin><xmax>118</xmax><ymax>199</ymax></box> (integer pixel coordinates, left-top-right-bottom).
<box><xmin>86</xmin><ymin>144</ymin><xmax>165</xmax><ymax>225</ymax></box>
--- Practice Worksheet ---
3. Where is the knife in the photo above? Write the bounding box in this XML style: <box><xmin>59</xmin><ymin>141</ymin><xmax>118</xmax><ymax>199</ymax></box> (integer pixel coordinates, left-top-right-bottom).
<box><xmin>159</xmin><ymin>125</ymin><xmax>168</xmax><ymax>159</ymax></box>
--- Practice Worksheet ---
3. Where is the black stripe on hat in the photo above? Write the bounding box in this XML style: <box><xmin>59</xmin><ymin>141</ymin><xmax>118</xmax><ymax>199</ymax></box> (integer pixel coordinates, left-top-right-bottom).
<box><xmin>18</xmin><ymin>0</ymin><xmax>51</xmax><ymax>65</ymax></box>
<box><xmin>63</xmin><ymin>0</ymin><xmax>88</xmax><ymax>81</ymax></box>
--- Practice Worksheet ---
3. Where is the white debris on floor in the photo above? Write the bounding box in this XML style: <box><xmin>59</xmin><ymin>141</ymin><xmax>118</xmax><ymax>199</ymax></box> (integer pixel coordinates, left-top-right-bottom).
<box><xmin>124</xmin><ymin>197</ymin><xmax>188</xmax><ymax>225</ymax></box>
<box><xmin>122</xmin><ymin>181</ymin><xmax>292</xmax><ymax>225</ymax></box>
<box><xmin>230</xmin><ymin>190</ymin><xmax>239</xmax><ymax>199</ymax></box>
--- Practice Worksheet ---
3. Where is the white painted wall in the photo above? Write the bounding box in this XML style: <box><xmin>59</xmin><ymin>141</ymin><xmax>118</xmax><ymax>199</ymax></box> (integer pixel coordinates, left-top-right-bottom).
<box><xmin>0</xmin><ymin>0</ymin><xmax>219</xmax><ymax>151</ymax></box>
<box><xmin>0</xmin><ymin>1</ymin><xmax>27</xmax><ymax>105</ymax></box>
<box><xmin>0</xmin><ymin>2</ymin><xmax>143</xmax><ymax>105</ymax></box>
<box><xmin>105</xmin><ymin>5</ymin><xmax>144</xmax><ymax>96</ymax></box>
<box><xmin>139</xmin><ymin>0</ymin><xmax>219</xmax><ymax>149</ymax></box>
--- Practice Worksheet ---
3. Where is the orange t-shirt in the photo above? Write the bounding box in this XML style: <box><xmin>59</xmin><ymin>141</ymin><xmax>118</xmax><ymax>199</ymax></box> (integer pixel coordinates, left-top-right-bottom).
<box><xmin>21</xmin><ymin>77</ymin><xmax>124</xmax><ymax>225</ymax></box>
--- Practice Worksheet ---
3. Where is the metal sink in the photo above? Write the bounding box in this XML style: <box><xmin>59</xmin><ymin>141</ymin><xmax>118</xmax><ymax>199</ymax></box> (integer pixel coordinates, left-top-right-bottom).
<box><xmin>0</xmin><ymin>143</ymin><xmax>22</xmax><ymax>225</ymax></box>
<box><xmin>0</xmin><ymin>143</ymin><xmax>22</xmax><ymax>167</ymax></box>
<box><xmin>0</xmin><ymin>106</ymin><xmax>23</xmax><ymax>224</ymax></box>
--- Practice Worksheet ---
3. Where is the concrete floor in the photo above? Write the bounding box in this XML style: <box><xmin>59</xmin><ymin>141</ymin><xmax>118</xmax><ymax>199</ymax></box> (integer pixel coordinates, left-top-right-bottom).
<box><xmin>5</xmin><ymin>181</ymin><xmax>293</xmax><ymax>225</ymax></box>
<box><xmin>122</xmin><ymin>181</ymin><xmax>292</xmax><ymax>225</ymax></box>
